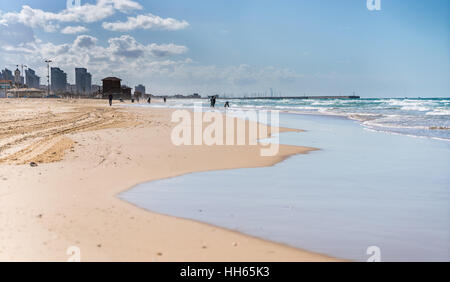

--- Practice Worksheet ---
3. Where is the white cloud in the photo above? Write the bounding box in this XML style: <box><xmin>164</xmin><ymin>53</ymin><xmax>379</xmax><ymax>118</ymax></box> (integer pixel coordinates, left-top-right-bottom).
<box><xmin>0</xmin><ymin>33</ymin><xmax>303</xmax><ymax>95</ymax></box>
<box><xmin>106</xmin><ymin>35</ymin><xmax>188</xmax><ymax>58</ymax></box>
<box><xmin>102</xmin><ymin>13</ymin><xmax>189</xmax><ymax>31</ymax></box>
<box><xmin>61</xmin><ymin>25</ymin><xmax>88</xmax><ymax>34</ymax></box>
<box><xmin>148</xmin><ymin>43</ymin><xmax>188</xmax><ymax>57</ymax></box>
<box><xmin>0</xmin><ymin>0</ymin><xmax>142</xmax><ymax>32</ymax></box>
<box><xmin>107</xmin><ymin>35</ymin><xmax>146</xmax><ymax>58</ymax></box>
<box><xmin>106</xmin><ymin>0</ymin><xmax>143</xmax><ymax>11</ymax></box>
<box><xmin>0</xmin><ymin>34</ymin><xmax>189</xmax><ymax>76</ymax></box>
<box><xmin>74</xmin><ymin>35</ymin><xmax>98</xmax><ymax>48</ymax></box>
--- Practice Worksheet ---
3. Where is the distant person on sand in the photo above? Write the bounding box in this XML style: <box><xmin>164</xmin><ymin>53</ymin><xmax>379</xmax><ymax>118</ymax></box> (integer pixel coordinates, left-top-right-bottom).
<box><xmin>164</xmin><ymin>97</ymin><xmax>167</xmax><ymax>103</ymax></box>
<box><xmin>108</xmin><ymin>94</ymin><xmax>113</xmax><ymax>106</ymax></box>
<box><xmin>147</xmin><ymin>96</ymin><xmax>151</xmax><ymax>104</ymax></box>
<box><xmin>224</xmin><ymin>101</ymin><xmax>230</xmax><ymax>108</ymax></box>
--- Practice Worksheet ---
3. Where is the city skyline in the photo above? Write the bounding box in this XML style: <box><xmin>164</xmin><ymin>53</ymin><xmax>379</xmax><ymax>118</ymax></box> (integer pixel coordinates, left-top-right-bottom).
<box><xmin>0</xmin><ymin>0</ymin><xmax>449</xmax><ymax>97</ymax></box>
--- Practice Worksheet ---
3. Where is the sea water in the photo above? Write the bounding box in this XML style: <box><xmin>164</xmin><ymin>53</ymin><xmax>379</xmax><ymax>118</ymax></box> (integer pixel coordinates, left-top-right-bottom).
<box><xmin>136</xmin><ymin>97</ymin><xmax>450</xmax><ymax>141</ymax></box>
<box><xmin>120</xmin><ymin>100</ymin><xmax>450</xmax><ymax>261</ymax></box>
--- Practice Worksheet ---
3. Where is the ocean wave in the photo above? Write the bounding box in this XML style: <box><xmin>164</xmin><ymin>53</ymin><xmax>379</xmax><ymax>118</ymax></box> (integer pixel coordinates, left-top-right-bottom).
<box><xmin>401</xmin><ymin>105</ymin><xmax>431</xmax><ymax>112</ymax></box>
<box><xmin>362</xmin><ymin>120</ymin><xmax>431</xmax><ymax>130</ymax></box>
<box><xmin>426</xmin><ymin>109</ymin><xmax>450</xmax><ymax>116</ymax></box>
<box><xmin>362</xmin><ymin>127</ymin><xmax>450</xmax><ymax>142</ymax></box>
<box><xmin>127</xmin><ymin>98</ymin><xmax>450</xmax><ymax>141</ymax></box>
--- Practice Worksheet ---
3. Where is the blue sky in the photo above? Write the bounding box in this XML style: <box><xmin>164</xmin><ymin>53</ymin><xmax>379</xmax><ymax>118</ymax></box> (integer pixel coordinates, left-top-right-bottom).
<box><xmin>0</xmin><ymin>0</ymin><xmax>448</xmax><ymax>97</ymax></box>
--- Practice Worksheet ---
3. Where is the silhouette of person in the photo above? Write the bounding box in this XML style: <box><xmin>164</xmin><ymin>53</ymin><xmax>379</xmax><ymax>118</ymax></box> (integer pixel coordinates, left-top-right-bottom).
<box><xmin>108</xmin><ymin>94</ymin><xmax>113</xmax><ymax>106</ymax></box>
<box><xmin>147</xmin><ymin>96</ymin><xmax>151</xmax><ymax>104</ymax></box>
<box><xmin>224</xmin><ymin>101</ymin><xmax>230</xmax><ymax>108</ymax></box>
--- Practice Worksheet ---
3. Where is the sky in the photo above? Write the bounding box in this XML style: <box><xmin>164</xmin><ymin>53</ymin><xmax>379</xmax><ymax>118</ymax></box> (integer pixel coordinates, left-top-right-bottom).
<box><xmin>0</xmin><ymin>0</ymin><xmax>448</xmax><ymax>97</ymax></box>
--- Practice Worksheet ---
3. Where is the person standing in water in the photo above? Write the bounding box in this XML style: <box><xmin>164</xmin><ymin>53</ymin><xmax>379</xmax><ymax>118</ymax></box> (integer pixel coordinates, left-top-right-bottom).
<box><xmin>224</xmin><ymin>101</ymin><xmax>230</xmax><ymax>108</ymax></box>
<box><xmin>210</xmin><ymin>96</ymin><xmax>216</xmax><ymax>108</ymax></box>
<box><xmin>108</xmin><ymin>94</ymin><xmax>113</xmax><ymax>107</ymax></box>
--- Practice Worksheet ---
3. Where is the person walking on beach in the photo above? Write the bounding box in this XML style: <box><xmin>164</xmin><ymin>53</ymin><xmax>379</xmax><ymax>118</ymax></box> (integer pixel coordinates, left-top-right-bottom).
<box><xmin>164</xmin><ymin>97</ymin><xmax>167</xmax><ymax>103</ymax></box>
<box><xmin>108</xmin><ymin>94</ymin><xmax>113</xmax><ymax>107</ymax></box>
<box><xmin>224</xmin><ymin>101</ymin><xmax>230</xmax><ymax>108</ymax></box>
<box><xmin>147</xmin><ymin>96</ymin><xmax>151</xmax><ymax>104</ymax></box>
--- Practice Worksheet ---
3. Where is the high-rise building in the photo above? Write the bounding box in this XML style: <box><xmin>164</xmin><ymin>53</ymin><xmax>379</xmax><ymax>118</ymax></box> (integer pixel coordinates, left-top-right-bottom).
<box><xmin>67</xmin><ymin>84</ymin><xmax>77</xmax><ymax>94</ymax></box>
<box><xmin>85</xmin><ymin>72</ymin><xmax>92</xmax><ymax>94</ymax></box>
<box><xmin>135</xmin><ymin>84</ymin><xmax>146</xmax><ymax>95</ymax></box>
<box><xmin>1</xmin><ymin>69</ymin><xmax>14</xmax><ymax>82</ymax></box>
<box><xmin>75</xmin><ymin>68</ymin><xmax>92</xmax><ymax>95</ymax></box>
<box><xmin>51</xmin><ymin>67</ymin><xmax>67</xmax><ymax>93</ymax></box>
<box><xmin>25</xmin><ymin>68</ymin><xmax>40</xmax><ymax>89</ymax></box>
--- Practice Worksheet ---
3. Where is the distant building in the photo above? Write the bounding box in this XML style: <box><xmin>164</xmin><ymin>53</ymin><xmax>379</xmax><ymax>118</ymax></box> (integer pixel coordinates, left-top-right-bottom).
<box><xmin>172</xmin><ymin>93</ymin><xmax>202</xmax><ymax>99</ymax></box>
<box><xmin>14</xmin><ymin>68</ymin><xmax>22</xmax><ymax>87</ymax></box>
<box><xmin>25</xmin><ymin>68</ymin><xmax>40</xmax><ymax>89</ymax></box>
<box><xmin>102</xmin><ymin>77</ymin><xmax>122</xmax><ymax>99</ymax></box>
<box><xmin>75</xmin><ymin>68</ymin><xmax>92</xmax><ymax>95</ymax></box>
<box><xmin>121</xmin><ymin>85</ymin><xmax>132</xmax><ymax>100</ymax></box>
<box><xmin>134</xmin><ymin>91</ymin><xmax>143</xmax><ymax>100</ymax></box>
<box><xmin>7</xmin><ymin>88</ymin><xmax>45</xmax><ymax>98</ymax></box>
<box><xmin>85</xmin><ymin>72</ymin><xmax>92</xmax><ymax>94</ymax></box>
<box><xmin>135</xmin><ymin>84</ymin><xmax>145</xmax><ymax>95</ymax></box>
<box><xmin>1</xmin><ymin>69</ymin><xmax>14</xmax><ymax>82</ymax></box>
<box><xmin>51</xmin><ymin>67</ymin><xmax>67</xmax><ymax>93</ymax></box>
<box><xmin>67</xmin><ymin>84</ymin><xmax>77</xmax><ymax>94</ymax></box>
<box><xmin>0</xmin><ymin>80</ymin><xmax>13</xmax><ymax>98</ymax></box>
<box><xmin>92</xmin><ymin>84</ymin><xmax>101</xmax><ymax>96</ymax></box>
<box><xmin>75</xmin><ymin>68</ymin><xmax>85</xmax><ymax>94</ymax></box>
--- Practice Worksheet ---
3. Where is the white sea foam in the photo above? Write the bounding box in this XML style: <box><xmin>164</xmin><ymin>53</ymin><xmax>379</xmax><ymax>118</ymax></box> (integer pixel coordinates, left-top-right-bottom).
<box><xmin>401</xmin><ymin>105</ymin><xmax>431</xmax><ymax>111</ymax></box>
<box><xmin>426</xmin><ymin>109</ymin><xmax>450</xmax><ymax>116</ymax></box>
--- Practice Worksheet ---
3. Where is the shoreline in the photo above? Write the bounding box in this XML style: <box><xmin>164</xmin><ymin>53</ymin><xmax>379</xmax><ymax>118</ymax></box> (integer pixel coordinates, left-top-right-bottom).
<box><xmin>0</xmin><ymin>98</ymin><xmax>341</xmax><ymax>262</ymax></box>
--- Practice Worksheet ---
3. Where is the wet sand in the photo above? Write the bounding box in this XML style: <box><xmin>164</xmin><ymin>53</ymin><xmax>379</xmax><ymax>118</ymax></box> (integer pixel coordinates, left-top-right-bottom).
<box><xmin>0</xmin><ymin>98</ymin><xmax>340</xmax><ymax>261</ymax></box>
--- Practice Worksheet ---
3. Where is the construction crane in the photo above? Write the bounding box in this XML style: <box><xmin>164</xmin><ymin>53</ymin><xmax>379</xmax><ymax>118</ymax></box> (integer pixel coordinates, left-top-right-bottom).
<box><xmin>17</xmin><ymin>64</ymin><xmax>27</xmax><ymax>75</ymax></box>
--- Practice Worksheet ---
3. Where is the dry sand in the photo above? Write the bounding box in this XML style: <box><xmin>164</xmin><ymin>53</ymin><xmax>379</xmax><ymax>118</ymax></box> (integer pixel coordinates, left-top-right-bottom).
<box><xmin>0</xmin><ymin>98</ymin><xmax>340</xmax><ymax>262</ymax></box>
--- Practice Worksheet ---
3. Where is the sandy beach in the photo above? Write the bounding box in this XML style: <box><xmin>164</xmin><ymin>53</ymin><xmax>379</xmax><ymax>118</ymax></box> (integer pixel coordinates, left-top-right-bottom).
<box><xmin>0</xmin><ymin>98</ymin><xmax>339</xmax><ymax>262</ymax></box>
